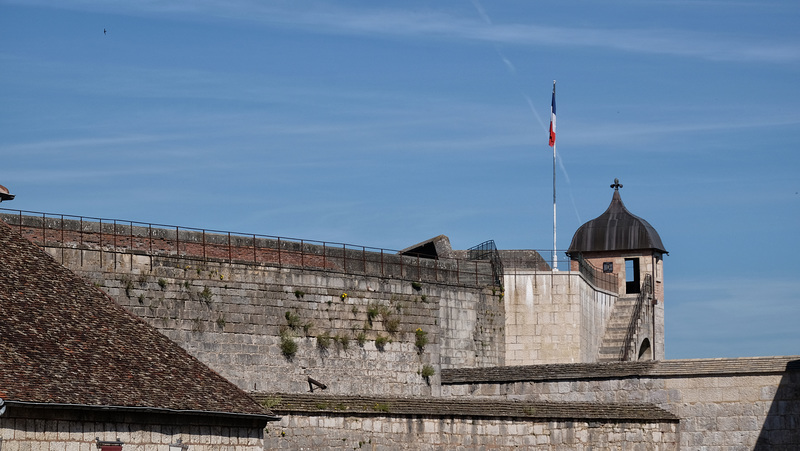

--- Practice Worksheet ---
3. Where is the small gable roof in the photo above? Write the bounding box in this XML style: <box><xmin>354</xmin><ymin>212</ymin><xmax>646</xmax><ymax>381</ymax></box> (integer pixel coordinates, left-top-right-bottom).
<box><xmin>0</xmin><ymin>222</ymin><xmax>276</xmax><ymax>420</ymax></box>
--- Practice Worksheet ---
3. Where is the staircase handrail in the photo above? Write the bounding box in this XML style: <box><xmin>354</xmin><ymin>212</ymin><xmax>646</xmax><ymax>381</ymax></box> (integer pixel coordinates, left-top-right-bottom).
<box><xmin>619</xmin><ymin>274</ymin><xmax>653</xmax><ymax>361</ymax></box>
<box><xmin>572</xmin><ymin>253</ymin><xmax>618</xmax><ymax>293</ymax></box>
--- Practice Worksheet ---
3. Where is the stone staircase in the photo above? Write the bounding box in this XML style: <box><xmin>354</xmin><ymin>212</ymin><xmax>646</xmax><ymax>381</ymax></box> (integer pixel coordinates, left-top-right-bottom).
<box><xmin>597</xmin><ymin>294</ymin><xmax>641</xmax><ymax>362</ymax></box>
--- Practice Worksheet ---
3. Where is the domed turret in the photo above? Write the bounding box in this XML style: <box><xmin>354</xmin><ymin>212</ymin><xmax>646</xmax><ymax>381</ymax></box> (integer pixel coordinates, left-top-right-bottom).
<box><xmin>568</xmin><ymin>179</ymin><xmax>666</xmax><ymax>255</ymax></box>
<box><xmin>567</xmin><ymin>179</ymin><xmax>667</xmax><ymax>361</ymax></box>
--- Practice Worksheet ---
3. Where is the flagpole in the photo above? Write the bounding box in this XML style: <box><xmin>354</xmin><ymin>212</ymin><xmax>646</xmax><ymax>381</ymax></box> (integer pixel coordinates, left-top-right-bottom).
<box><xmin>553</xmin><ymin>135</ymin><xmax>557</xmax><ymax>271</ymax></box>
<box><xmin>550</xmin><ymin>80</ymin><xmax>557</xmax><ymax>271</ymax></box>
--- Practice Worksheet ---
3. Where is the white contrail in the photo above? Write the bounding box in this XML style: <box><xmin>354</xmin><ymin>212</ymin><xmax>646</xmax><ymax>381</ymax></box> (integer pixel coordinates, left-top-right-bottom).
<box><xmin>470</xmin><ymin>0</ymin><xmax>581</xmax><ymax>225</ymax></box>
<box><xmin>524</xmin><ymin>94</ymin><xmax>547</xmax><ymax>132</ymax></box>
<box><xmin>470</xmin><ymin>0</ymin><xmax>492</xmax><ymax>25</ymax></box>
<box><xmin>556</xmin><ymin>148</ymin><xmax>582</xmax><ymax>224</ymax></box>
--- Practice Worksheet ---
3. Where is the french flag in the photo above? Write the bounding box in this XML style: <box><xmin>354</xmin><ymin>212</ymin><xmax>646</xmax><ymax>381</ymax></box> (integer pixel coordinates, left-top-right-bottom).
<box><xmin>549</xmin><ymin>81</ymin><xmax>556</xmax><ymax>147</ymax></box>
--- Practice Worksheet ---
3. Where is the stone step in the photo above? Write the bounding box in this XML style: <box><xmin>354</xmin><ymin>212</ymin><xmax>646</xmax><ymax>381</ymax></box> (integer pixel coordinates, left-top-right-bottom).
<box><xmin>596</xmin><ymin>295</ymin><xmax>644</xmax><ymax>363</ymax></box>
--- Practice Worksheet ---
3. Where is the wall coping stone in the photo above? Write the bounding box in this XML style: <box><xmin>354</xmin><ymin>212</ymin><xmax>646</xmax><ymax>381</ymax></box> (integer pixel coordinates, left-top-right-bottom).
<box><xmin>441</xmin><ymin>356</ymin><xmax>800</xmax><ymax>384</ymax></box>
<box><xmin>253</xmin><ymin>393</ymin><xmax>678</xmax><ymax>422</ymax></box>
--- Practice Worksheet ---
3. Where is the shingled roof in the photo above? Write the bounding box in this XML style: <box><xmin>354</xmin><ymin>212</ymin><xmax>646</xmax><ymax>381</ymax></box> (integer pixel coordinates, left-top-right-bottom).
<box><xmin>0</xmin><ymin>222</ymin><xmax>277</xmax><ymax>421</ymax></box>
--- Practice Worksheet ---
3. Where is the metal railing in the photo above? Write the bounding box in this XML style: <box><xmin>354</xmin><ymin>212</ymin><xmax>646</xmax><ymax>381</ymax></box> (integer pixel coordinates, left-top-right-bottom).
<box><xmin>467</xmin><ymin>240</ymin><xmax>504</xmax><ymax>286</ymax></box>
<box><xmin>619</xmin><ymin>274</ymin><xmax>653</xmax><ymax>361</ymax></box>
<box><xmin>572</xmin><ymin>253</ymin><xmax>619</xmax><ymax>293</ymax></box>
<box><xmin>0</xmin><ymin>208</ymin><xmax>500</xmax><ymax>287</ymax></box>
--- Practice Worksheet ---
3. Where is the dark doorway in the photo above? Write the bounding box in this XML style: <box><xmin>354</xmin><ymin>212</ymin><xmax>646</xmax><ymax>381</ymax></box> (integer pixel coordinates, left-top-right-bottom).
<box><xmin>625</xmin><ymin>258</ymin><xmax>640</xmax><ymax>294</ymax></box>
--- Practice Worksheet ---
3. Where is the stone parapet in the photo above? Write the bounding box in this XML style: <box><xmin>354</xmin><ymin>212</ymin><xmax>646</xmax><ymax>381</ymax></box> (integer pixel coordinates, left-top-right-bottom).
<box><xmin>440</xmin><ymin>356</ymin><xmax>800</xmax><ymax>450</ymax></box>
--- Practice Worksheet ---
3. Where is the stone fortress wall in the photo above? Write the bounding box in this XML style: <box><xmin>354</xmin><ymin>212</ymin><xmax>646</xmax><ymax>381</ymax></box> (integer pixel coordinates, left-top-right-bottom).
<box><xmin>1</xmin><ymin>213</ymin><xmax>505</xmax><ymax>397</ymax></box>
<box><xmin>442</xmin><ymin>358</ymin><xmax>800</xmax><ymax>450</ymax></box>
<box><xmin>2</xmin><ymin>213</ymin><xmax>797</xmax><ymax>450</ymax></box>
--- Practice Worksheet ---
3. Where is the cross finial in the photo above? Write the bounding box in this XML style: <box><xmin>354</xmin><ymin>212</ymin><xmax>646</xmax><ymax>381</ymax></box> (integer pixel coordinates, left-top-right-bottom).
<box><xmin>610</xmin><ymin>178</ymin><xmax>623</xmax><ymax>191</ymax></box>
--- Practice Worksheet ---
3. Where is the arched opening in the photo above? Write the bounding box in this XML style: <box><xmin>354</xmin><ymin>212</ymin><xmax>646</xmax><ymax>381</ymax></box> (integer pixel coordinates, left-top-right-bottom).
<box><xmin>637</xmin><ymin>338</ymin><xmax>652</xmax><ymax>361</ymax></box>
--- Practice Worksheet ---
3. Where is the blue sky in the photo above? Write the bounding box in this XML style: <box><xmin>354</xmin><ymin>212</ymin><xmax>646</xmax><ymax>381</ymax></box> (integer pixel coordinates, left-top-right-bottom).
<box><xmin>1</xmin><ymin>1</ymin><xmax>798</xmax><ymax>360</ymax></box>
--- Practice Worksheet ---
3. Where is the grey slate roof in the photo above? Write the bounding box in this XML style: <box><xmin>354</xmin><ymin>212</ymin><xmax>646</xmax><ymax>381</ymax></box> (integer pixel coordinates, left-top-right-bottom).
<box><xmin>254</xmin><ymin>393</ymin><xmax>678</xmax><ymax>422</ymax></box>
<box><xmin>0</xmin><ymin>222</ymin><xmax>276</xmax><ymax>420</ymax></box>
<box><xmin>568</xmin><ymin>189</ymin><xmax>667</xmax><ymax>255</ymax></box>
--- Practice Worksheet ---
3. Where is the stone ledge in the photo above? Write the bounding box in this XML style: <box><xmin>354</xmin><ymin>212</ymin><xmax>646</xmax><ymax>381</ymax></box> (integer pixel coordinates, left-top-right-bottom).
<box><xmin>253</xmin><ymin>393</ymin><xmax>678</xmax><ymax>422</ymax></box>
<box><xmin>441</xmin><ymin>356</ymin><xmax>800</xmax><ymax>385</ymax></box>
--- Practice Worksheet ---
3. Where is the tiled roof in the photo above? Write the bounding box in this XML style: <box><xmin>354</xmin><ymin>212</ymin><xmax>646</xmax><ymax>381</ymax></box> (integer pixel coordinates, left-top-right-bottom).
<box><xmin>442</xmin><ymin>357</ymin><xmax>800</xmax><ymax>385</ymax></box>
<box><xmin>0</xmin><ymin>222</ymin><xmax>276</xmax><ymax>420</ymax></box>
<box><xmin>253</xmin><ymin>393</ymin><xmax>678</xmax><ymax>422</ymax></box>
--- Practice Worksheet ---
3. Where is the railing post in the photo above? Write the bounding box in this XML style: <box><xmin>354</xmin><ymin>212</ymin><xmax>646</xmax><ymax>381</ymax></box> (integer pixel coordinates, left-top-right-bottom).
<box><xmin>253</xmin><ymin>234</ymin><xmax>257</xmax><ymax>264</ymax></box>
<box><xmin>380</xmin><ymin>249</ymin><xmax>384</xmax><ymax>277</ymax></box>
<box><xmin>113</xmin><ymin>220</ymin><xmax>117</xmax><ymax>271</ymax></box>
<box><xmin>228</xmin><ymin>232</ymin><xmax>232</xmax><ymax>262</ymax></box>
<box><xmin>301</xmin><ymin>240</ymin><xmax>305</xmax><ymax>268</ymax></box>
<box><xmin>129</xmin><ymin>220</ymin><xmax>134</xmax><ymax>270</ymax></box>
<box><xmin>323</xmin><ymin>243</ymin><xmax>326</xmax><ymax>270</ymax></box>
<box><xmin>362</xmin><ymin>246</ymin><xmax>366</xmax><ymax>275</ymax></box>
<box><xmin>277</xmin><ymin>237</ymin><xmax>282</xmax><ymax>267</ymax></box>
<box><xmin>202</xmin><ymin>230</ymin><xmax>206</xmax><ymax>262</ymax></box>
<box><xmin>99</xmin><ymin>218</ymin><xmax>103</xmax><ymax>268</ymax></box>
<box><xmin>342</xmin><ymin>244</ymin><xmax>346</xmax><ymax>273</ymax></box>
<box><xmin>80</xmin><ymin>217</ymin><xmax>84</xmax><ymax>267</ymax></box>
<box><xmin>175</xmin><ymin>226</ymin><xmax>180</xmax><ymax>258</ymax></box>
<box><xmin>60</xmin><ymin>215</ymin><xmax>65</xmax><ymax>265</ymax></box>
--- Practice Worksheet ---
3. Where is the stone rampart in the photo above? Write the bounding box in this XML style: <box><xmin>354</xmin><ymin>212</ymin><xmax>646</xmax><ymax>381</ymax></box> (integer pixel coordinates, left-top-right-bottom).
<box><xmin>0</xmin><ymin>213</ymin><xmax>498</xmax><ymax>287</ymax></box>
<box><xmin>257</xmin><ymin>393</ymin><xmax>678</xmax><ymax>450</ymax></box>
<box><xmin>35</xmin><ymin>240</ymin><xmax>504</xmax><ymax>397</ymax></box>
<box><xmin>504</xmin><ymin>269</ymin><xmax>616</xmax><ymax>365</ymax></box>
<box><xmin>441</xmin><ymin>357</ymin><xmax>800</xmax><ymax>450</ymax></box>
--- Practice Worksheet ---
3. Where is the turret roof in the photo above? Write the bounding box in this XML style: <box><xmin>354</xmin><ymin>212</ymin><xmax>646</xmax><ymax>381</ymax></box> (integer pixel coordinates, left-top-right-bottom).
<box><xmin>568</xmin><ymin>180</ymin><xmax>667</xmax><ymax>255</ymax></box>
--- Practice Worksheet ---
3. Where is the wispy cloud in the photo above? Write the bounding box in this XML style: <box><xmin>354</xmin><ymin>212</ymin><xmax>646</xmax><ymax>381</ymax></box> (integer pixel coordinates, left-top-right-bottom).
<box><xmin>9</xmin><ymin>0</ymin><xmax>800</xmax><ymax>63</ymax></box>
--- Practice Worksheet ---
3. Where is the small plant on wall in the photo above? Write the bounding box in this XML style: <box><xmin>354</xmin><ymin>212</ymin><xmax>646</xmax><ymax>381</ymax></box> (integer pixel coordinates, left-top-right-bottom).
<box><xmin>280</xmin><ymin>329</ymin><xmax>298</xmax><ymax>359</ymax></box>
<box><xmin>122</xmin><ymin>276</ymin><xmax>134</xmax><ymax>298</ymax></box>
<box><xmin>285</xmin><ymin>311</ymin><xmax>301</xmax><ymax>330</ymax></box>
<box><xmin>317</xmin><ymin>331</ymin><xmax>332</xmax><ymax>351</ymax></box>
<box><xmin>415</xmin><ymin>328</ymin><xmax>428</xmax><ymax>353</ymax></box>
<box><xmin>375</xmin><ymin>335</ymin><xmax>390</xmax><ymax>351</ymax></box>
<box><xmin>336</xmin><ymin>333</ymin><xmax>350</xmax><ymax>351</ymax></box>
<box><xmin>366</xmin><ymin>304</ymin><xmax>380</xmax><ymax>325</ymax></box>
<box><xmin>420</xmin><ymin>364</ymin><xmax>435</xmax><ymax>379</ymax></box>
<box><xmin>199</xmin><ymin>286</ymin><xmax>213</xmax><ymax>304</ymax></box>
<box><xmin>385</xmin><ymin>317</ymin><xmax>400</xmax><ymax>335</ymax></box>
